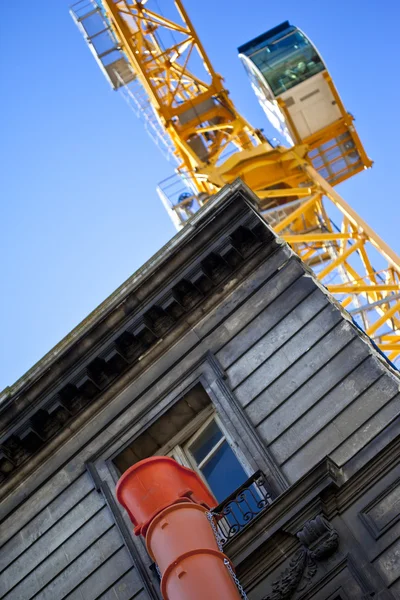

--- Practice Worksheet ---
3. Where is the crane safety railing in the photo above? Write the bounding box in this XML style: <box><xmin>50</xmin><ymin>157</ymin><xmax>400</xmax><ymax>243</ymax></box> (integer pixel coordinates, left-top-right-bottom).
<box><xmin>71</xmin><ymin>0</ymin><xmax>177</xmax><ymax>162</ymax></box>
<box><xmin>115</xmin><ymin>75</ymin><xmax>178</xmax><ymax>163</ymax></box>
<box><xmin>309</xmin><ymin>130</ymin><xmax>363</xmax><ymax>185</ymax></box>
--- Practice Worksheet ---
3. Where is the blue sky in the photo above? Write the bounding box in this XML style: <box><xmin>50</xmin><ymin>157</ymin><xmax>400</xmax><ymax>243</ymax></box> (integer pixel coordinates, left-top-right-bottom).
<box><xmin>1</xmin><ymin>0</ymin><xmax>399</xmax><ymax>391</ymax></box>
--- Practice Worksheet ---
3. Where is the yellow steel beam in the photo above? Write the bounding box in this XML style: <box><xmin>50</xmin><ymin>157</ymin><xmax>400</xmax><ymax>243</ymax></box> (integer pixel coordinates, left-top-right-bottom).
<box><xmin>301</xmin><ymin>247</ymin><xmax>317</xmax><ymax>262</ymax></box>
<box><xmin>257</xmin><ymin>187</ymin><xmax>312</xmax><ymax>199</ymax></box>
<box><xmin>378</xmin><ymin>343</ymin><xmax>400</xmax><ymax>352</ymax></box>
<box><xmin>341</xmin><ymin>296</ymin><xmax>353</xmax><ymax>308</ymax></box>
<box><xmin>273</xmin><ymin>195</ymin><xmax>317</xmax><ymax>234</ymax></box>
<box><xmin>317</xmin><ymin>239</ymin><xmax>365</xmax><ymax>281</ymax></box>
<box><xmin>380</xmin><ymin>334</ymin><xmax>400</xmax><ymax>341</ymax></box>
<box><xmin>327</xmin><ymin>284</ymin><xmax>399</xmax><ymax>293</ymax></box>
<box><xmin>282</xmin><ymin>233</ymin><xmax>361</xmax><ymax>243</ymax></box>
<box><xmin>306</xmin><ymin>166</ymin><xmax>400</xmax><ymax>272</ymax></box>
<box><xmin>366</xmin><ymin>300</ymin><xmax>400</xmax><ymax>336</ymax></box>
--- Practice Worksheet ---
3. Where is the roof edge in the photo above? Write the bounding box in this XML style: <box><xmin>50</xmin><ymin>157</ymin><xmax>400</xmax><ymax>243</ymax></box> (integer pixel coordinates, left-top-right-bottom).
<box><xmin>0</xmin><ymin>180</ymin><xmax>251</xmax><ymax>406</ymax></box>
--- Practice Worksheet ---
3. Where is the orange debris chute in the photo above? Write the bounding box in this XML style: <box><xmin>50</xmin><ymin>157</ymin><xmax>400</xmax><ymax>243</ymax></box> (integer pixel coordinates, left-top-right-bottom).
<box><xmin>116</xmin><ymin>456</ymin><xmax>242</xmax><ymax>600</ymax></box>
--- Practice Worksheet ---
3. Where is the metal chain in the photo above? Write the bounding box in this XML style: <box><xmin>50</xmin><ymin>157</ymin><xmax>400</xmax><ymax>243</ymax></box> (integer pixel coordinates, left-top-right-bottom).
<box><xmin>223</xmin><ymin>558</ymin><xmax>249</xmax><ymax>599</ymax></box>
<box><xmin>206</xmin><ymin>510</ymin><xmax>224</xmax><ymax>551</ymax></box>
<box><xmin>206</xmin><ymin>512</ymin><xmax>249</xmax><ymax>600</ymax></box>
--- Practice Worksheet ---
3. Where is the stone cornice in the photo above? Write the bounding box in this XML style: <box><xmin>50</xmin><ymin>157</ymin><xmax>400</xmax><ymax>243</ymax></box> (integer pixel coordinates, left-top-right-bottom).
<box><xmin>0</xmin><ymin>181</ymin><xmax>276</xmax><ymax>486</ymax></box>
<box><xmin>0</xmin><ymin>181</ymin><xmax>250</xmax><ymax>407</ymax></box>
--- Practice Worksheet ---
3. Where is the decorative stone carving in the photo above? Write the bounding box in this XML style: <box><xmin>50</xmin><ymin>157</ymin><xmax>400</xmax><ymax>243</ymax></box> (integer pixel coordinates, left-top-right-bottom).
<box><xmin>263</xmin><ymin>516</ymin><xmax>339</xmax><ymax>600</ymax></box>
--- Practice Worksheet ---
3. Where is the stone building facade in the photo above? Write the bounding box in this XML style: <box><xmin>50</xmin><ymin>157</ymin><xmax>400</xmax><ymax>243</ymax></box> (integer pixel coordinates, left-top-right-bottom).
<box><xmin>0</xmin><ymin>181</ymin><xmax>399</xmax><ymax>600</ymax></box>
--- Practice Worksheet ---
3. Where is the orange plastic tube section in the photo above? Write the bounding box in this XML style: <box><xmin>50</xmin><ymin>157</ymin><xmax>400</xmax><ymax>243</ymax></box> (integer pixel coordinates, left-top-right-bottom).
<box><xmin>116</xmin><ymin>456</ymin><xmax>216</xmax><ymax>535</ymax></box>
<box><xmin>116</xmin><ymin>457</ymin><xmax>242</xmax><ymax>600</ymax></box>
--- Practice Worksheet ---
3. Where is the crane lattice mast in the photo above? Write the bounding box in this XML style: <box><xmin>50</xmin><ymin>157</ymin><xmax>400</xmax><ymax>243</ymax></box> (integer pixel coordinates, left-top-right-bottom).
<box><xmin>70</xmin><ymin>0</ymin><xmax>400</xmax><ymax>363</ymax></box>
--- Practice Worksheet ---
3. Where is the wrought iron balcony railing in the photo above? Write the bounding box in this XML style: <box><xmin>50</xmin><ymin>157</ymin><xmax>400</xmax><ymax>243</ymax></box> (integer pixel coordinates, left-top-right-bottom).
<box><xmin>213</xmin><ymin>470</ymin><xmax>273</xmax><ymax>545</ymax></box>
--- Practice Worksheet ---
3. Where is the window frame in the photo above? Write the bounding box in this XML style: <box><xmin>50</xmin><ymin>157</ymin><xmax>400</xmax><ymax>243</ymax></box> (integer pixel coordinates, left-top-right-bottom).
<box><xmin>183</xmin><ymin>413</ymin><xmax>228</xmax><ymax>471</ymax></box>
<box><xmin>153</xmin><ymin>410</ymin><xmax>255</xmax><ymax>501</ymax></box>
<box><xmin>152</xmin><ymin>405</ymin><xmax>214</xmax><ymax>461</ymax></box>
<box><xmin>100</xmin><ymin>355</ymin><xmax>287</xmax><ymax>495</ymax></box>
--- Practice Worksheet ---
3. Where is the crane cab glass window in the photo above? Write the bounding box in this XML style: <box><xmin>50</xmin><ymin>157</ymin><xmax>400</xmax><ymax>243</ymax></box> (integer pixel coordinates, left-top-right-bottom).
<box><xmin>239</xmin><ymin>22</ymin><xmax>325</xmax><ymax>97</ymax></box>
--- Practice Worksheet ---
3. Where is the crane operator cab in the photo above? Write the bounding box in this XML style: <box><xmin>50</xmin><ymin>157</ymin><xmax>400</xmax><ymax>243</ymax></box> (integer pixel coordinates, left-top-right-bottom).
<box><xmin>238</xmin><ymin>22</ymin><xmax>371</xmax><ymax>184</ymax></box>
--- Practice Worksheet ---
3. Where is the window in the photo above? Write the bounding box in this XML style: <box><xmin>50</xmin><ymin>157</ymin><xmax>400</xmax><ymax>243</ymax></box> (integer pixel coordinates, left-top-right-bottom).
<box><xmin>112</xmin><ymin>383</ymin><xmax>212</xmax><ymax>475</ymax></box>
<box><xmin>247</xmin><ymin>28</ymin><xmax>325</xmax><ymax>96</ymax></box>
<box><xmin>111</xmin><ymin>380</ymin><xmax>274</xmax><ymax>546</ymax></box>
<box><xmin>112</xmin><ymin>382</ymin><xmax>254</xmax><ymax>505</ymax></box>
<box><xmin>167</xmin><ymin>414</ymin><xmax>251</xmax><ymax>504</ymax></box>
<box><xmin>163</xmin><ymin>413</ymin><xmax>272</xmax><ymax>544</ymax></box>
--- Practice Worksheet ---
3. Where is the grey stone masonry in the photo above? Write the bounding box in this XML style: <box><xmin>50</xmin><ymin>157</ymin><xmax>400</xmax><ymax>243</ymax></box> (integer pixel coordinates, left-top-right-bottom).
<box><xmin>1</xmin><ymin>180</ymin><xmax>399</xmax><ymax>600</ymax></box>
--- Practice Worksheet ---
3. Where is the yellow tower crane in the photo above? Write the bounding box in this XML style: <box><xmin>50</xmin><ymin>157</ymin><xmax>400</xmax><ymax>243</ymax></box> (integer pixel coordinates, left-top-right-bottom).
<box><xmin>70</xmin><ymin>0</ymin><xmax>400</xmax><ymax>363</ymax></box>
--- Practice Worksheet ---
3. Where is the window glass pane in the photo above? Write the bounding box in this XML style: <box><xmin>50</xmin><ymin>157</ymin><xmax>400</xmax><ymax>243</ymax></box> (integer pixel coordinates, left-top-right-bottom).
<box><xmin>200</xmin><ymin>441</ymin><xmax>248</xmax><ymax>503</ymax></box>
<box><xmin>249</xmin><ymin>30</ymin><xmax>324</xmax><ymax>96</ymax></box>
<box><xmin>189</xmin><ymin>420</ymin><xmax>223</xmax><ymax>464</ymax></box>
